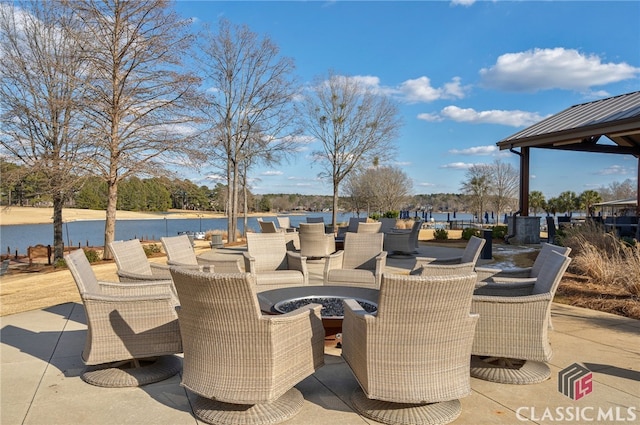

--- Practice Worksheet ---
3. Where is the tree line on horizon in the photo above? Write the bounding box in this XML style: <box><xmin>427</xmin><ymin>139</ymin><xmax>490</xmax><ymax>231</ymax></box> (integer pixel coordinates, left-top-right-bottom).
<box><xmin>2</xmin><ymin>160</ymin><xmax>635</xmax><ymax>218</ymax></box>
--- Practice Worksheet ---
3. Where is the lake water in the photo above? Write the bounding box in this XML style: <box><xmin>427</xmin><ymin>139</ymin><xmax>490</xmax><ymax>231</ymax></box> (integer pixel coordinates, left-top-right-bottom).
<box><xmin>0</xmin><ymin>212</ymin><xmax>360</xmax><ymax>255</ymax></box>
<box><xmin>1</xmin><ymin>210</ymin><xmax>559</xmax><ymax>256</ymax></box>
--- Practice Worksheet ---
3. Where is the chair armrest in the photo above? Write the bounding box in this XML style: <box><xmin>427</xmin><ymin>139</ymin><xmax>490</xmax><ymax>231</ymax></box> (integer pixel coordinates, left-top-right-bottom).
<box><xmin>472</xmin><ymin>292</ymin><xmax>552</xmax><ymax>304</ymax></box>
<box><xmin>149</xmin><ymin>262</ymin><xmax>171</xmax><ymax>272</ymax></box>
<box><xmin>243</xmin><ymin>252</ymin><xmax>256</xmax><ymax>276</ymax></box>
<box><xmin>268</xmin><ymin>303</ymin><xmax>323</xmax><ymax>321</ymax></box>
<box><xmin>487</xmin><ymin>267</ymin><xmax>534</xmax><ymax>279</ymax></box>
<box><xmin>198</xmin><ymin>256</ymin><xmax>243</xmax><ymax>273</ymax></box>
<box><xmin>343</xmin><ymin>298</ymin><xmax>375</xmax><ymax>318</ymax></box>
<box><xmin>98</xmin><ymin>280</ymin><xmax>174</xmax><ymax>297</ymax></box>
<box><xmin>324</xmin><ymin>250</ymin><xmax>345</xmax><ymax>272</ymax></box>
<box><xmin>167</xmin><ymin>261</ymin><xmax>210</xmax><ymax>272</ymax></box>
<box><xmin>286</xmin><ymin>251</ymin><xmax>309</xmax><ymax>285</ymax></box>
<box><xmin>474</xmin><ymin>266</ymin><xmax>502</xmax><ymax>282</ymax></box>
<box><xmin>374</xmin><ymin>252</ymin><xmax>387</xmax><ymax>285</ymax></box>
<box><xmin>473</xmin><ymin>280</ymin><xmax>536</xmax><ymax>296</ymax></box>
<box><xmin>415</xmin><ymin>256</ymin><xmax>463</xmax><ymax>265</ymax></box>
<box><xmin>411</xmin><ymin>262</ymin><xmax>475</xmax><ymax>276</ymax></box>
<box><xmin>116</xmin><ymin>270</ymin><xmax>171</xmax><ymax>282</ymax></box>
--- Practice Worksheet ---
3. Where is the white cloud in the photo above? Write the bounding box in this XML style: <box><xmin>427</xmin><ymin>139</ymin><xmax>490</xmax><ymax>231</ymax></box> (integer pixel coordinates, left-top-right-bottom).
<box><xmin>416</xmin><ymin>112</ymin><xmax>443</xmax><ymax>122</ymax></box>
<box><xmin>205</xmin><ymin>173</ymin><xmax>226</xmax><ymax>182</ymax></box>
<box><xmin>449</xmin><ymin>146</ymin><xmax>498</xmax><ymax>155</ymax></box>
<box><xmin>420</xmin><ymin>105</ymin><xmax>548</xmax><ymax>127</ymax></box>
<box><xmin>451</xmin><ymin>0</ymin><xmax>476</xmax><ymax>6</ymax></box>
<box><xmin>417</xmin><ymin>182</ymin><xmax>437</xmax><ymax>187</ymax></box>
<box><xmin>595</xmin><ymin>165</ymin><xmax>631</xmax><ymax>176</ymax></box>
<box><xmin>262</xmin><ymin>170</ymin><xmax>284</xmax><ymax>176</ymax></box>
<box><xmin>480</xmin><ymin>48</ymin><xmax>640</xmax><ymax>92</ymax></box>
<box><xmin>399</xmin><ymin>76</ymin><xmax>468</xmax><ymax>103</ymax></box>
<box><xmin>440</xmin><ymin>162</ymin><xmax>475</xmax><ymax>170</ymax></box>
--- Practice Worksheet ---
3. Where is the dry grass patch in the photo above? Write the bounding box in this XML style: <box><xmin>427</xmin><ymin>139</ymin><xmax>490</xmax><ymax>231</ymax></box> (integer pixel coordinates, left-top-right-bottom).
<box><xmin>552</xmin><ymin>222</ymin><xmax>640</xmax><ymax>319</ymax></box>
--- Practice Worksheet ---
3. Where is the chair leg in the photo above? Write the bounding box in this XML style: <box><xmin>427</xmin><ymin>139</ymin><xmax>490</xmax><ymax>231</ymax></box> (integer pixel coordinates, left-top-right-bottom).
<box><xmin>350</xmin><ymin>388</ymin><xmax>462</xmax><ymax>425</ymax></box>
<box><xmin>470</xmin><ymin>356</ymin><xmax>551</xmax><ymax>384</ymax></box>
<box><xmin>81</xmin><ymin>355</ymin><xmax>181</xmax><ymax>387</ymax></box>
<box><xmin>192</xmin><ymin>387</ymin><xmax>304</xmax><ymax>425</ymax></box>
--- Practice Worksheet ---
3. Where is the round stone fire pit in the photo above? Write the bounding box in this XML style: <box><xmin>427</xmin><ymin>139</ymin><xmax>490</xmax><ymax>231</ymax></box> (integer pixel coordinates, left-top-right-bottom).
<box><xmin>274</xmin><ymin>296</ymin><xmax>377</xmax><ymax>319</ymax></box>
<box><xmin>257</xmin><ymin>286</ymin><xmax>380</xmax><ymax>347</ymax></box>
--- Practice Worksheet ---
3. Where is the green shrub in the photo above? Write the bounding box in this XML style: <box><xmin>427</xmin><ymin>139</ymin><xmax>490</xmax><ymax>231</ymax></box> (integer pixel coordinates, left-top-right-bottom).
<box><xmin>462</xmin><ymin>227</ymin><xmax>481</xmax><ymax>240</ymax></box>
<box><xmin>491</xmin><ymin>225</ymin><xmax>508</xmax><ymax>240</ymax></box>
<box><xmin>54</xmin><ymin>258</ymin><xmax>67</xmax><ymax>269</ymax></box>
<box><xmin>142</xmin><ymin>243</ymin><xmax>161</xmax><ymax>257</ymax></box>
<box><xmin>383</xmin><ymin>210</ymin><xmax>399</xmax><ymax>219</ymax></box>
<box><xmin>433</xmin><ymin>228</ymin><xmax>448</xmax><ymax>240</ymax></box>
<box><xmin>369</xmin><ymin>213</ymin><xmax>382</xmax><ymax>221</ymax></box>
<box><xmin>83</xmin><ymin>248</ymin><xmax>101</xmax><ymax>263</ymax></box>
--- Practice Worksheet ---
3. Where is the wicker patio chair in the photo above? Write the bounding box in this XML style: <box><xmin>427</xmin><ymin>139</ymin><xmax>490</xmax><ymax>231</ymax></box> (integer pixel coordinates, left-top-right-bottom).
<box><xmin>64</xmin><ymin>248</ymin><xmax>182</xmax><ymax>387</ymax></box>
<box><xmin>470</xmin><ymin>250</ymin><xmax>572</xmax><ymax>384</ymax></box>
<box><xmin>298</xmin><ymin>222</ymin><xmax>335</xmax><ymax>259</ymax></box>
<box><xmin>378</xmin><ymin>217</ymin><xmax>398</xmax><ymax>234</ymax></box>
<box><xmin>306</xmin><ymin>216</ymin><xmax>324</xmax><ymax>223</ymax></box>
<box><xmin>356</xmin><ymin>221</ymin><xmax>382</xmax><ymax>233</ymax></box>
<box><xmin>415</xmin><ymin>235</ymin><xmax>485</xmax><ymax>267</ymax></box>
<box><xmin>257</xmin><ymin>219</ymin><xmax>281</xmax><ymax>233</ymax></box>
<box><xmin>324</xmin><ymin>232</ymin><xmax>386</xmax><ymax>288</ymax></box>
<box><xmin>244</xmin><ymin>232</ymin><xmax>309</xmax><ymax>290</ymax></box>
<box><xmin>475</xmin><ymin>242</ymin><xmax>571</xmax><ymax>282</ymax></box>
<box><xmin>342</xmin><ymin>272</ymin><xmax>479</xmax><ymax>425</ymax></box>
<box><xmin>109</xmin><ymin>239</ymin><xmax>179</xmax><ymax>306</ymax></box>
<box><xmin>335</xmin><ymin>217</ymin><xmax>367</xmax><ymax>241</ymax></box>
<box><xmin>170</xmin><ymin>269</ymin><xmax>325</xmax><ymax>425</ymax></box>
<box><xmin>276</xmin><ymin>216</ymin><xmax>297</xmax><ymax>232</ymax></box>
<box><xmin>161</xmin><ymin>234</ymin><xmax>242</xmax><ymax>273</ymax></box>
<box><xmin>383</xmin><ymin>219</ymin><xmax>423</xmax><ymax>256</ymax></box>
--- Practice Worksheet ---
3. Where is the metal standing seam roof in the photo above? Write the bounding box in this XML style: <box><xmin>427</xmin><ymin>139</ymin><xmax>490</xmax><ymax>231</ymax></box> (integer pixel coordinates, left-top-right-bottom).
<box><xmin>497</xmin><ymin>91</ymin><xmax>640</xmax><ymax>157</ymax></box>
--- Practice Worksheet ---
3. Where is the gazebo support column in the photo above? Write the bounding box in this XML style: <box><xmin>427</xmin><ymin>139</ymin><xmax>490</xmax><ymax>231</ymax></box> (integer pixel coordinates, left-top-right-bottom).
<box><xmin>520</xmin><ymin>147</ymin><xmax>530</xmax><ymax>217</ymax></box>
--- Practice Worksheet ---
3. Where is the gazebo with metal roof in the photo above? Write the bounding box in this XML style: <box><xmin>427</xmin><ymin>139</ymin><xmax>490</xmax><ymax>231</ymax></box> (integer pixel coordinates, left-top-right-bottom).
<box><xmin>496</xmin><ymin>91</ymin><xmax>640</xmax><ymax>243</ymax></box>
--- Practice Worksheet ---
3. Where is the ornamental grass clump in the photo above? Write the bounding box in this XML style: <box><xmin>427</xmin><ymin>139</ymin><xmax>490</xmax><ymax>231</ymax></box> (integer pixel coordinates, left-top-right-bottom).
<box><xmin>561</xmin><ymin>222</ymin><xmax>640</xmax><ymax>296</ymax></box>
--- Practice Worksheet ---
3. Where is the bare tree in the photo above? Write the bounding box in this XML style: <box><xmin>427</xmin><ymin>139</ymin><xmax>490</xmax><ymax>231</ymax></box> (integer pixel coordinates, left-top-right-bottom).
<box><xmin>346</xmin><ymin>165</ymin><xmax>412</xmax><ymax>215</ymax></box>
<box><xmin>298</xmin><ymin>71</ymin><xmax>402</xmax><ymax>230</ymax></box>
<box><xmin>490</xmin><ymin>159</ymin><xmax>519</xmax><ymax>222</ymax></box>
<box><xmin>460</xmin><ymin>164</ymin><xmax>492</xmax><ymax>223</ymax></box>
<box><xmin>70</xmin><ymin>0</ymin><xmax>200</xmax><ymax>259</ymax></box>
<box><xmin>0</xmin><ymin>1</ymin><xmax>91</xmax><ymax>261</ymax></box>
<box><xmin>196</xmin><ymin>19</ymin><xmax>301</xmax><ymax>242</ymax></box>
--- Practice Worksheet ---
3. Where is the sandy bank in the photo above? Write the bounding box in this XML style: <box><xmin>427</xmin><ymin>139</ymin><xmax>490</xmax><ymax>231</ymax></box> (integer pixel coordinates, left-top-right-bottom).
<box><xmin>0</xmin><ymin>206</ymin><xmax>234</xmax><ymax>226</ymax></box>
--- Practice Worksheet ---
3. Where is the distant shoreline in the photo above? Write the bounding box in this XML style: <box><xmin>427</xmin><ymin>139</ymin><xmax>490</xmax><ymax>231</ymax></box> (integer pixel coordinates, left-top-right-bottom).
<box><xmin>0</xmin><ymin>206</ymin><xmax>274</xmax><ymax>226</ymax></box>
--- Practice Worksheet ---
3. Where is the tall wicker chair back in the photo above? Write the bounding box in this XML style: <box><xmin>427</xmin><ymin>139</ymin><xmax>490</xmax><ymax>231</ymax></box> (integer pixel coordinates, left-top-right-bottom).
<box><xmin>244</xmin><ymin>232</ymin><xmax>309</xmax><ymax>290</ymax></box>
<box><xmin>323</xmin><ymin>232</ymin><xmax>386</xmax><ymax>288</ymax></box>
<box><xmin>170</xmin><ymin>269</ymin><xmax>325</xmax><ymax>425</ymax></box>
<box><xmin>342</xmin><ymin>272</ymin><xmax>479</xmax><ymax>425</ymax></box>
<box><xmin>298</xmin><ymin>222</ymin><xmax>335</xmax><ymax>258</ymax></box>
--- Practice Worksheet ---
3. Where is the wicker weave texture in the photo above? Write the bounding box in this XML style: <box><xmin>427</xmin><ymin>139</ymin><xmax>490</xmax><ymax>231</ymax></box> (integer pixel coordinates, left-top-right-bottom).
<box><xmin>342</xmin><ymin>273</ymin><xmax>478</xmax><ymax>405</ymax></box>
<box><xmin>244</xmin><ymin>233</ymin><xmax>308</xmax><ymax>288</ymax></box>
<box><xmin>324</xmin><ymin>232</ymin><xmax>386</xmax><ymax>288</ymax></box>
<box><xmin>471</xmin><ymin>251</ymin><xmax>572</xmax><ymax>362</ymax></box>
<box><xmin>65</xmin><ymin>249</ymin><xmax>182</xmax><ymax>376</ymax></box>
<box><xmin>170</xmin><ymin>269</ymin><xmax>325</xmax><ymax>406</ymax></box>
<box><xmin>161</xmin><ymin>235</ymin><xmax>198</xmax><ymax>265</ymax></box>
<box><xmin>383</xmin><ymin>220</ymin><xmax>422</xmax><ymax>254</ymax></box>
<box><xmin>298</xmin><ymin>223</ymin><xmax>335</xmax><ymax>258</ymax></box>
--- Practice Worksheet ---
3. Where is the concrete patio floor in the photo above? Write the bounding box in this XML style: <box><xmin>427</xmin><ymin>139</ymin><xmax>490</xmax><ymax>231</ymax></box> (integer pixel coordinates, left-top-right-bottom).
<box><xmin>1</xmin><ymin>243</ymin><xmax>639</xmax><ymax>424</ymax></box>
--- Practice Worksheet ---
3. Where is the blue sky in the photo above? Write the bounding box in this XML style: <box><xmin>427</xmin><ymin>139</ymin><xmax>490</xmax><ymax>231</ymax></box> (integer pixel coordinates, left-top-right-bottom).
<box><xmin>174</xmin><ymin>1</ymin><xmax>640</xmax><ymax>198</ymax></box>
